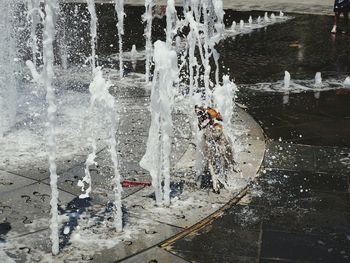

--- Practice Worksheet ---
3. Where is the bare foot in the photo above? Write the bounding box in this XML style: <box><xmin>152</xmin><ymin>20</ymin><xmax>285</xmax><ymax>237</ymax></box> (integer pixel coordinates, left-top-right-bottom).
<box><xmin>331</xmin><ymin>25</ymin><xmax>337</xmax><ymax>34</ymax></box>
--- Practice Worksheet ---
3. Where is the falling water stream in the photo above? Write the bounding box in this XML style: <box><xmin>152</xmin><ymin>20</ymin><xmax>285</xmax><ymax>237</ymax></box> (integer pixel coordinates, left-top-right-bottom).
<box><xmin>115</xmin><ymin>0</ymin><xmax>125</xmax><ymax>78</ymax></box>
<box><xmin>0</xmin><ymin>0</ymin><xmax>17</xmax><ymax>137</ymax></box>
<box><xmin>42</xmin><ymin>0</ymin><xmax>60</xmax><ymax>255</ymax></box>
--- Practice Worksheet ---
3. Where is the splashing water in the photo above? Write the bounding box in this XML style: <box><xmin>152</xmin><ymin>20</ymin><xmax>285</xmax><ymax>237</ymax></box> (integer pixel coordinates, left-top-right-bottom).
<box><xmin>78</xmin><ymin>0</ymin><xmax>99</xmax><ymax>200</ymax></box>
<box><xmin>130</xmin><ymin>44</ymin><xmax>138</xmax><ymax>70</ymax></box>
<box><xmin>240</xmin><ymin>20</ymin><xmax>244</xmax><ymax>30</ymax></box>
<box><xmin>88</xmin><ymin>67</ymin><xmax>123</xmax><ymax>230</ymax></box>
<box><xmin>264</xmin><ymin>12</ymin><xmax>270</xmax><ymax>22</ymax></box>
<box><xmin>344</xmin><ymin>76</ymin><xmax>350</xmax><ymax>88</ymax></box>
<box><xmin>144</xmin><ymin>0</ymin><xmax>154</xmax><ymax>83</ymax></box>
<box><xmin>140</xmin><ymin>41</ymin><xmax>178</xmax><ymax>206</ymax></box>
<box><xmin>213</xmin><ymin>75</ymin><xmax>237</xmax><ymax>143</ymax></box>
<box><xmin>115</xmin><ymin>0</ymin><xmax>125</xmax><ymax>78</ymax></box>
<box><xmin>41</xmin><ymin>0</ymin><xmax>60</xmax><ymax>255</ymax></box>
<box><xmin>257</xmin><ymin>16</ymin><xmax>261</xmax><ymax>24</ymax></box>
<box><xmin>271</xmin><ymin>13</ymin><xmax>276</xmax><ymax>21</ymax></box>
<box><xmin>86</xmin><ymin>0</ymin><xmax>98</xmax><ymax>69</ymax></box>
<box><xmin>248</xmin><ymin>16</ymin><xmax>253</xmax><ymax>26</ymax></box>
<box><xmin>27</xmin><ymin>0</ymin><xmax>42</xmax><ymax>66</ymax></box>
<box><xmin>314</xmin><ymin>72</ymin><xmax>322</xmax><ymax>99</ymax></box>
<box><xmin>0</xmin><ymin>0</ymin><xmax>17</xmax><ymax>137</ymax></box>
<box><xmin>283</xmin><ymin>71</ymin><xmax>291</xmax><ymax>104</ymax></box>
<box><xmin>315</xmin><ymin>72</ymin><xmax>322</xmax><ymax>86</ymax></box>
<box><xmin>231</xmin><ymin>21</ymin><xmax>237</xmax><ymax>31</ymax></box>
<box><xmin>166</xmin><ymin>0</ymin><xmax>177</xmax><ymax>46</ymax></box>
<box><xmin>284</xmin><ymin>71</ymin><xmax>291</xmax><ymax>89</ymax></box>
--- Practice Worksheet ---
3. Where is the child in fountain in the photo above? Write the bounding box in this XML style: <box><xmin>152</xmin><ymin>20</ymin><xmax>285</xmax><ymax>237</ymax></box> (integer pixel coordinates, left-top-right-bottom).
<box><xmin>331</xmin><ymin>0</ymin><xmax>350</xmax><ymax>34</ymax></box>
<box><xmin>195</xmin><ymin>106</ymin><xmax>241</xmax><ymax>194</ymax></box>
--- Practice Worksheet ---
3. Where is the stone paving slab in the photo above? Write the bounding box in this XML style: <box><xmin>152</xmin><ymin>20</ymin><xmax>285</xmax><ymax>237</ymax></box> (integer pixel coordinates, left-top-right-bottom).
<box><xmin>120</xmin><ymin>246</ymin><xmax>189</xmax><ymax>263</ymax></box>
<box><xmin>0</xmin><ymin>182</ymin><xmax>76</xmax><ymax>238</ymax></box>
<box><xmin>0</xmin><ymin>171</ymin><xmax>37</xmax><ymax>195</ymax></box>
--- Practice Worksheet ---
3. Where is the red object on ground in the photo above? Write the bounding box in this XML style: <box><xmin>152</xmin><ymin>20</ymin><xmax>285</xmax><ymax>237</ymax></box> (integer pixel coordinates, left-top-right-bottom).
<box><xmin>121</xmin><ymin>180</ymin><xmax>152</xmax><ymax>188</ymax></box>
<box><xmin>336</xmin><ymin>89</ymin><xmax>350</xmax><ymax>95</ymax></box>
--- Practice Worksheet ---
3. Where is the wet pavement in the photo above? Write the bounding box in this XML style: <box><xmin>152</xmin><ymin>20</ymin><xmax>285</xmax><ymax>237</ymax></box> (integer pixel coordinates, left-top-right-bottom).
<box><xmin>166</xmin><ymin>142</ymin><xmax>350</xmax><ymax>262</ymax></box>
<box><xmin>2</xmin><ymin>4</ymin><xmax>350</xmax><ymax>262</ymax></box>
<box><xmin>161</xmin><ymin>11</ymin><xmax>350</xmax><ymax>263</ymax></box>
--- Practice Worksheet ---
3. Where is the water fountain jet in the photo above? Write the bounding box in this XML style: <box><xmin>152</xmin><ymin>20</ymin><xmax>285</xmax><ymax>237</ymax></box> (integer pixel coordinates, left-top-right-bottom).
<box><xmin>0</xmin><ymin>0</ymin><xmax>18</xmax><ymax>137</ymax></box>
<box><xmin>283</xmin><ymin>71</ymin><xmax>291</xmax><ymax>104</ymax></box>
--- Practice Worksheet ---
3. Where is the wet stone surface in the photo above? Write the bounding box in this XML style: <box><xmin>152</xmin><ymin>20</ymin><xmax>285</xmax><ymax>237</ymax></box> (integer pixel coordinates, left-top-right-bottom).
<box><xmin>1</xmin><ymin>5</ymin><xmax>350</xmax><ymax>262</ymax></box>
<box><xmin>168</xmin><ymin>142</ymin><xmax>350</xmax><ymax>263</ymax></box>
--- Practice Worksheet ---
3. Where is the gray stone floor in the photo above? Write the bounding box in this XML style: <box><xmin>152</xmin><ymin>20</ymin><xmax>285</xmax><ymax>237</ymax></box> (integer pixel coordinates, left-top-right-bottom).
<box><xmin>166</xmin><ymin>143</ymin><xmax>350</xmax><ymax>262</ymax></box>
<box><xmin>0</xmin><ymin>74</ymin><xmax>265</xmax><ymax>262</ymax></box>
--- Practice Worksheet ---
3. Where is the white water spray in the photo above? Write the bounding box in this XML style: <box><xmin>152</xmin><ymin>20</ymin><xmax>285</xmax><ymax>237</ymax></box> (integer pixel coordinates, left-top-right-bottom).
<box><xmin>344</xmin><ymin>76</ymin><xmax>350</xmax><ymax>88</ymax></box>
<box><xmin>89</xmin><ymin>67</ymin><xmax>123</xmax><ymax>230</ymax></box>
<box><xmin>42</xmin><ymin>0</ymin><xmax>60</xmax><ymax>255</ymax></box>
<box><xmin>315</xmin><ymin>72</ymin><xmax>322</xmax><ymax>86</ymax></box>
<box><xmin>240</xmin><ymin>20</ymin><xmax>244</xmax><ymax>30</ymax></box>
<box><xmin>283</xmin><ymin>71</ymin><xmax>290</xmax><ymax>104</ymax></box>
<box><xmin>144</xmin><ymin>0</ymin><xmax>154</xmax><ymax>82</ymax></box>
<box><xmin>264</xmin><ymin>12</ymin><xmax>270</xmax><ymax>22</ymax></box>
<box><xmin>284</xmin><ymin>71</ymin><xmax>291</xmax><ymax>89</ymax></box>
<box><xmin>130</xmin><ymin>44</ymin><xmax>138</xmax><ymax>70</ymax></box>
<box><xmin>314</xmin><ymin>72</ymin><xmax>322</xmax><ymax>99</ymax></box>
<box><xmin>271</xmin><ymin>13</ymin><xmax>276</xmax><ymax>22</ymax></box>
<box><xmin>115</xmin><ymin>0</ymin><xmax>125</xmax><ymax>78</ymax></box>
<box><xmin>140</xmin><ymin>41</ymin><xmax>178</xmax><ymax>206</ymax></box>
<box><xmin>0</xmin><ymin>0</ymin><xmax>17</xmax><ymax>137</ymax></box>
<box><xmin>27</xmin><ymin>0</ymin><xmax>42</xmax><ymax>66</ymax></box>
<box><xmin>213</xmin><ymin>75</ymin><xmax>237</xmax><ymax>143</ymax></box>
<box><xmin>231</xmin><ymin>21</ymin><xmax>236</xmax><ymax>31</ymax></box>
<box><xmin>87</xmin><ymin>0</ymin><xmax>98</xmax><ymax>69</ymax></box>
<box><xmin>248</xmin><ymin>16</ymin><xmax>253</xmax><ymax>26</ymax></box>
<box><xmin>78</xmin><ymin>0</ymin><xmax>99</xmax><ymax>200</ymax></box>
<box><xmin>166</xmin><ymin>0</ymin><xmax>177</xmax><ymax>46</ymax></box>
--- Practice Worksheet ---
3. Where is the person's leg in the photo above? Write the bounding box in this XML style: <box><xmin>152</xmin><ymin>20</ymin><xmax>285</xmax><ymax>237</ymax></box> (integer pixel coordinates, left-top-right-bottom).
<box><xmin>343</xmin><ymin>11</ymin><xmax>349</xmax><ymax>33</ymax></box>
<box><xmin>332</xmin><ymin>12</ymin><xmax>340</xmax><ymax>33</ymax></box>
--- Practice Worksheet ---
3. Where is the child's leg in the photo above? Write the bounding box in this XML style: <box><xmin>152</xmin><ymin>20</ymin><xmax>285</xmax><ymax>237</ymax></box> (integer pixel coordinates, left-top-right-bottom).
<box><xmin>336</xmin><ymin>12</ymin><xmax>341</xmax><ymax>25</ymax></box>
<box><xmin>332</xmin><ymin>12</ymin><xmax>341</xmax><ymax>33</ymax></box>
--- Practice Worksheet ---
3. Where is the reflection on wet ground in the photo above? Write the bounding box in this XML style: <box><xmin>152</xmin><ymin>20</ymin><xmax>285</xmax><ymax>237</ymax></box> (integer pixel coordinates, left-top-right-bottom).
<box><xmin>220</xmin><ymin>12</ymin><xmax>350</xmax><ymax>147</ymax></box>
<box><xmin>168</xmin><ymin>142</ymin><xmax>350</xmax><ymax>263</ymax></box>
<box><xmin>165</xmin><ymin>11</ymin><xmax>350</xmax><ymax>263</ymax></box>
<box><xmin>221</xmin><ymin>12</ymin><xmax>350</xmax><ymax>84</ymax></box>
